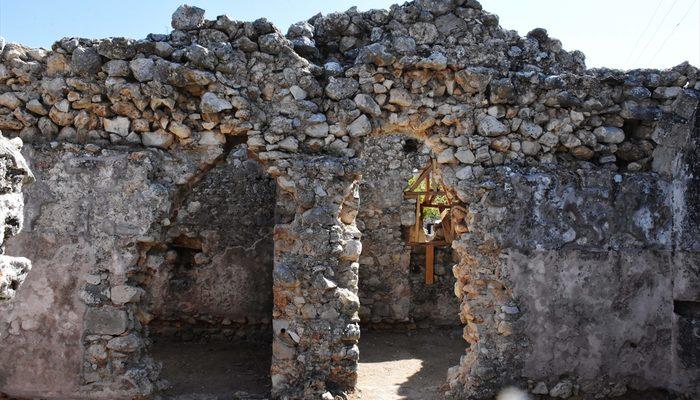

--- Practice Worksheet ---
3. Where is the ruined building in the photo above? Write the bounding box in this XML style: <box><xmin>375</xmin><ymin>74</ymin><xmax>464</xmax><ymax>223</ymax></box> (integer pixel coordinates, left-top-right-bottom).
<box><xmin>0</xmin><ymin>0</ymin><xmax>698</xmax><ymax>399</ymax></box>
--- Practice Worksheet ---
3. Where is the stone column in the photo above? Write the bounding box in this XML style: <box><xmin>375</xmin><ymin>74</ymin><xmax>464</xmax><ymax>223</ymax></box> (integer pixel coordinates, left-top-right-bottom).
<box><xmin>270</xmin><ymin>155</ymin><xmax>362</xmax><ymax>399</ymax></box>
<box><xmin>446</xmin><ymin>179</ymin><xmax>523</xmax><ymax>400</ymax></box>
<box><xmin>448</xmin><ymin>233</ymin><xmax>522</xmax><ymax>399</ymax></box>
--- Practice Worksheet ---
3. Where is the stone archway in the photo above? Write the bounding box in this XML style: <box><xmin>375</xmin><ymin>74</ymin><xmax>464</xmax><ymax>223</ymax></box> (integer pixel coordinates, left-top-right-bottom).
<box><xmin>351</xmin><ymin>133</ymin><xmax>466</xmax><ymax>399</ymax></box>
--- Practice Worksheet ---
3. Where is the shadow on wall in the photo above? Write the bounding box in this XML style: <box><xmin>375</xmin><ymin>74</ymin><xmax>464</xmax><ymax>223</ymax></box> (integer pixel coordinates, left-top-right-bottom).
<box><xmin>147</xmin><ymin>145</ymin><xmax>275</xmax><ymax>340</ymax></box>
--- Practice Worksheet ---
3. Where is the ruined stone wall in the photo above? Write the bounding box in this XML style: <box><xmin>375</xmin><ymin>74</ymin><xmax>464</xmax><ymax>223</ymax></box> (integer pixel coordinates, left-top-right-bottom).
<box><xmin>0</xmin><ymin>0</ymin><xmax>698</xmax><ymax>399</ymax></box>
<box><xmin>272</xmin><ymin>156</ymin><xmax>362</xmax><ymax>398</ymax></box>
<box><xmin>447</xmin><ymin>91</ymin><xmax>700</xmax><ymax>399</ymax></box>
<box><xmin>1</xmin><ymin>143</ymin><xmax>179</xmax><ymax>398</ymax></box>
<box><xmin>449</xmin><ymin>167</ymin><xmax>682</xmax><ymax>397</ymax></box>
<box><xmin>0</xmin><ymin>141</ymin><xmax>276</xmax><ymax>398</ymax></box>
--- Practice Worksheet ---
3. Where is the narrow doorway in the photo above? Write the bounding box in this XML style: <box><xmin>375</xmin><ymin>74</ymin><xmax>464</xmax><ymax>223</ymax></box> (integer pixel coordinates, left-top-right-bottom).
<box><xmin>146</xmin><ymin>146</ymin><xmax>274</xmax><ymax>398</ymax></box>
<box><xmin>354</xmin><ymin>136</ymin><xmax>463</xmax><ymax>400</ymax></box>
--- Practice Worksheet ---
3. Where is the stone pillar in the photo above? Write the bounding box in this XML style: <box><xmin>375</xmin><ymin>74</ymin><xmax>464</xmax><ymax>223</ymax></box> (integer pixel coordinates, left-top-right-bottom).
<box><xmin>270</xmin><ymin>156</ymin><xmax>362</xmax><ymax>399</ymax></box>
<box><xmin>448</xmin><ymin>234</ymin><xmax>521</xmax><ymax>399</ymax></box>
<box><xmin>446</xmin><ymin>180</ymin><xmax>523</xmax><ymax>400</ymax></box>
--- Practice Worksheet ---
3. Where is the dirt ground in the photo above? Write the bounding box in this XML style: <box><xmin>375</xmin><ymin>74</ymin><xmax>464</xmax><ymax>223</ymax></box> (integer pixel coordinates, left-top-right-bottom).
<box><xmin>351</xmin><ymin>329</ymin><xmax>466</xmax><ymax>400</ymax></box>
<box><xmin>150</xmin><ymin>329</ymin><xmax>464</xmax><ymax>400</ymax></box>
<box><xmin>151</xmin><ymin>339</ymin><xmax>272</xmax><ymax>400</ymax></box>
<box><xmin>1</xmin><ymin>331</ymin><xmax>687</xmax><ymax>400</ymax></box>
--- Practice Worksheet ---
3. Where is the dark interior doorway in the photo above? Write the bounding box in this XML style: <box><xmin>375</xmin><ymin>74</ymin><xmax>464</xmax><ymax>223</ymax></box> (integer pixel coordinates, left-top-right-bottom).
<box><xmin>146</xmin><ymin>145</ymin><xmax>275</xmax><ymax>398</ymax></box>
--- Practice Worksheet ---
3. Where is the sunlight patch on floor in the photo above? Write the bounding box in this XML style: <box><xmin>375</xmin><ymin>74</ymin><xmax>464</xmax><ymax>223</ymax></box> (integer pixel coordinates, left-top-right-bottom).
<box><xmin>350</xmin><ymin>329</ymin><xmax>464</xmax><ymax>400</ymax></box>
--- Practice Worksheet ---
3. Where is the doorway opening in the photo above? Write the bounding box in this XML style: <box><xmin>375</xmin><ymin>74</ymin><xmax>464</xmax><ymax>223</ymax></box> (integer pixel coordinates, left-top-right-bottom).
<box><xmin>146</xmin><ymin>145</ymin><xmax>275</xmax><ymax>398</ymax></box>
<box><xmin>354</xmin><ymin>135</ymin><xmax>463</xmax><ymax>399</ymax></box>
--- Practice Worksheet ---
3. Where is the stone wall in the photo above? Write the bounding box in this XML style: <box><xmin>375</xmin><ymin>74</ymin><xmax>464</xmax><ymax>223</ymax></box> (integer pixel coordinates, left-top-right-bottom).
<box><xmin>271</xmin><ymin>156</ymin><xmax>362</xmax><ymax>398</ymax></box>
<box><xmin>1</xmin><ymin>143</ymin><xmax>179</xmax><ymax>398</ymax></box>
<box><xmin>0</xmin><ymin>141</ymin><xmax>277</xmax><ymax>398</ymax></box>
<box><xmin>0</xmin><ymin>0</ymin><xmax>698</xmax><ymax>399</ymax></box>
<box><xmin>408</xmin><ymin>246</ymin><xmax>459</xmax><ymax>327</ymax></box>
<box><xmin>446</xmin><ymin>92</ymin><xmax>700</xmax><ymax>399</ymax></box>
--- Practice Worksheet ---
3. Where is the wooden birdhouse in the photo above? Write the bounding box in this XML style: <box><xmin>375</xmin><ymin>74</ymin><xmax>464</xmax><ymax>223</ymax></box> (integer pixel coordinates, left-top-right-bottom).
<box><xmin>403</xmin><ymin>160</ymin><xmax>456</xmax><ymax>285</ymax></box>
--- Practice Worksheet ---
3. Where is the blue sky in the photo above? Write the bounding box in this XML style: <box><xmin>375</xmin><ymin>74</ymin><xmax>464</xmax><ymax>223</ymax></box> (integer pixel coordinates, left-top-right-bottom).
<box><xmin>0</xmin><ymin>0</ymin><xmax>698</xmax><ymax>70</ymax></box>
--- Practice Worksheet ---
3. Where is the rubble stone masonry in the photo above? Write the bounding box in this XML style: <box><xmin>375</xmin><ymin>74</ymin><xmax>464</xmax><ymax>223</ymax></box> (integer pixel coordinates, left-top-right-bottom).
<box><xmin>0</xmin><ymin>0</ymin><xmax>698</xmax><ymax>399</ymax></box>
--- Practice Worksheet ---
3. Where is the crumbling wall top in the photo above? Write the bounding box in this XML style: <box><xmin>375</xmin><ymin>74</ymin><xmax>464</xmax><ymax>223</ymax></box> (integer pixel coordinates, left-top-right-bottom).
<box><xmin>0</xmin><ymin>1</ymin><xmax>696</xmax><ymax>178</ymax></box>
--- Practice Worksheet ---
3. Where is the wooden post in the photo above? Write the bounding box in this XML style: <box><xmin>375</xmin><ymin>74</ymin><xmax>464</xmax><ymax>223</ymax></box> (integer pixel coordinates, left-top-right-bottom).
<box><xmin>413</xmin><ymin>200</ymin><xmax>421</xmax><ymax>242</ymax></box>
<box><xmin>424</xmin><ymin>169</ymin><xmax>431</xmax><ymax>205</ymax></box>
<box><xmin>425</xmin><ymin>244</ymin><xmax>435</xmax><ymax>285</ymax></box>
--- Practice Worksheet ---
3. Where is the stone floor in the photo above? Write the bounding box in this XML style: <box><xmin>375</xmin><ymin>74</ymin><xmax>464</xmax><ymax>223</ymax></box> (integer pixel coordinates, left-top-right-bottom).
<box><xmin>351</xmin><ymin>329</ymin><xmax>465</xmax><ymax>400</ymax></box>
<box><xmin>151</xmin><ymin>339</ymin><xmax>271</xmax><ymax>399</ymax></box>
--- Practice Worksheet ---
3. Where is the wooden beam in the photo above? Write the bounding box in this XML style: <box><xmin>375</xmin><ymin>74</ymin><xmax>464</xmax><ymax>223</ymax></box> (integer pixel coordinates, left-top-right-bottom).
<box><xmin>409</xmin><ymin>241</ymin><xmax>450</xmax><ymax>247</ymax></box>
<box><xmin>406</xmin><ymin>164</ymin><xmax>431</xmax><ymax>193</ymax></box>
<box><xmin>425</xmin><ymin>244</ymin><xmax>435</xmax><ymax>285</ymax></box>
<box><xmin>424</xmin><ymin>170</ymin><xmax>432</xmax><ymax>204</ymax></box>
<box><xmin>413</xmin><ymin>199</ymin><xmax>421</xmax><ymax>243</ymax></box>
<box><xmin>420</xmin><ymin>203</ymin><xmax>451</xmax><ymax>208</ymax></box>
<box><xmin>404</xmin><ymin>191</ymin><xmax>447</xmax><ymax>197</ymax></box>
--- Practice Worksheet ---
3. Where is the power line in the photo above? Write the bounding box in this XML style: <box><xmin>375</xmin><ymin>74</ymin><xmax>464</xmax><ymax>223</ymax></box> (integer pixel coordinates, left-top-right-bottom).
<box><xmin>649</xmin><ymin>0</ymin><xmax>699</xmax><ymax>64</ymax></box>
<box><xmin>626</xmin><ymin>0</ymin><xmax>665</xmax><ymax>64</ymax></box>
<box><xmin>633</xmin><ymin>0</ymin><xmax>681</xmax><ymax>64</ymax></box>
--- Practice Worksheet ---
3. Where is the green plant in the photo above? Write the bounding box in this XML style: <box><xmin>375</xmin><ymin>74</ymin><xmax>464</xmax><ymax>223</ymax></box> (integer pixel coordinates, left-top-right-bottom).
<box><xmin>406</xmin><ymin>173</ymin><xmax>448</xmax><ymax>219</ymax></box>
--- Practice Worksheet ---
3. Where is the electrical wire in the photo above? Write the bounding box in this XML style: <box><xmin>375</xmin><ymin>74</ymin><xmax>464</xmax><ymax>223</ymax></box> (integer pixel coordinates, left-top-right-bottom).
<box><xmin>633</xmin><ymin>0</ymin><xmax>681</xmax><ymax>64</ymax></box>
<box><xmin>649</xmin><ymin>0</ymin><xmax>699</xmax><ymax>64</ymax></box>
<box><xmin>626</xmin><ymin>0</ymin><xmax>665</xmax><ymax>64</ymax></box>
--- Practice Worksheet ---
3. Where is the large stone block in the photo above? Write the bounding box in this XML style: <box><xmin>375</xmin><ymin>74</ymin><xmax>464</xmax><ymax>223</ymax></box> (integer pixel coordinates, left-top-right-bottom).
<box><xmin>84</xmin><ymin>307</ymin><xmax>128</xmax><ymax>335</ymax></box>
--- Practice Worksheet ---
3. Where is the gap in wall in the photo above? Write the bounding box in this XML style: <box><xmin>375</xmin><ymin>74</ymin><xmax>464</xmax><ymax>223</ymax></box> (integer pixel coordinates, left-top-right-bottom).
<box><xmin>353</xmin><ymin>135</ymin><xmax>463</xmax><ymax>399</ymax></box>
<box><xmin>147</xmin><ymin>146</ymin><xmax>275</xmax><ymax>398</ymax></box>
